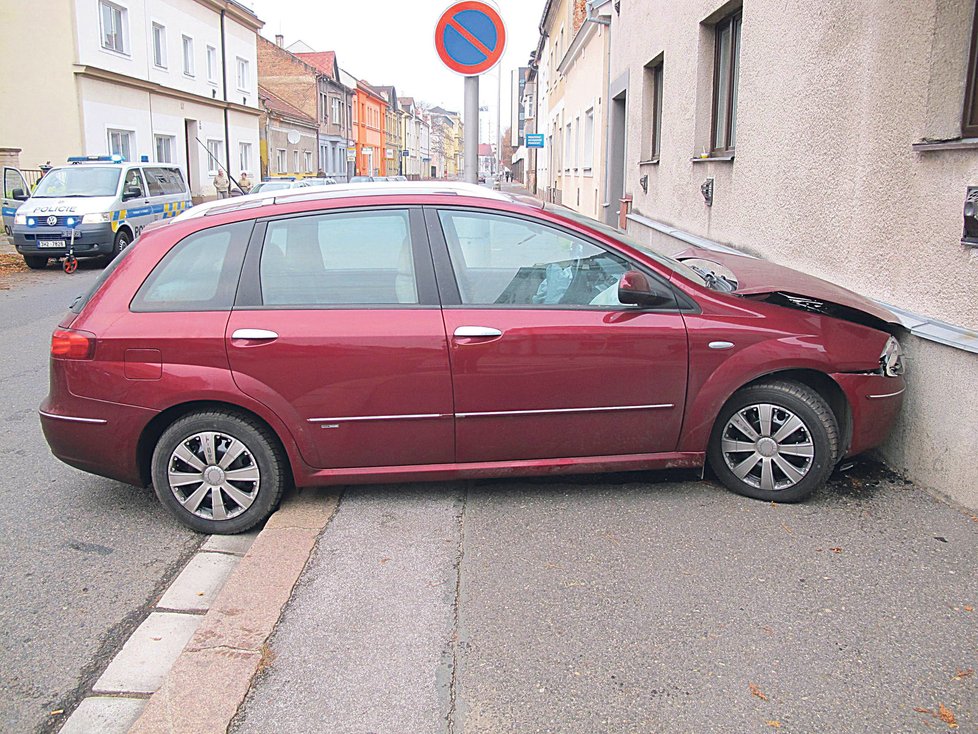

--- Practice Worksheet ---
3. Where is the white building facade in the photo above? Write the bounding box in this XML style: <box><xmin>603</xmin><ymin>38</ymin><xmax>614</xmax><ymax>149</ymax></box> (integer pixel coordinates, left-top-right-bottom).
<box><xmin>0</xmin><ymin>0</ymin><xmax>263</xmax><ymax>200</ymax></box>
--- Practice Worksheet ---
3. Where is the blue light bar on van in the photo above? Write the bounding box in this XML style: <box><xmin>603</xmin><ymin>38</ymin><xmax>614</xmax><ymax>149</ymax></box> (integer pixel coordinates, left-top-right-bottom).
<box><xmin>67</xmin><ymin>155</ymin><xmax>125</xmax><ymax>164</ymax></box>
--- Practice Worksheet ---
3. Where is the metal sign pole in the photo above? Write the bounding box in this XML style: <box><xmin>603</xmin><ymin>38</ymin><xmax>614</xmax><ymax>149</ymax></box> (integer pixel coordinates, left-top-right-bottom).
<box><xmin>464</xmin><ymin>75</ymin><xmax>479</xmax><ymax>184</ymax></box>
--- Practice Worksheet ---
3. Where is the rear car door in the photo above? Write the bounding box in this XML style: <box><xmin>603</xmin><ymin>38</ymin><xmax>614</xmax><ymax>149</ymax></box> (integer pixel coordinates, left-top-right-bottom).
<box><xmin>2</xmin><ymin>166</ymin><xmax>30</xmax><ymax>235</ymax></box>
<box><xmin>226</xmin><ymin>206</ymin><xmax>454</xmax><ymax>470</ymax></box>
<box><xmin>427</xmin><ymin>207</ymin><xmax>689</xmax><ymax>464</ymax></box>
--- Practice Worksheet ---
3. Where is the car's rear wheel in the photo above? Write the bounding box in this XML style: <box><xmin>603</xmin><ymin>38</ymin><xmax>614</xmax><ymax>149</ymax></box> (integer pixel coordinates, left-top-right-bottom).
<box><xmin>151</xmin><ymin>411</ymin><xmax>287</xmax><ymax>534</ymax></box>
<box><xmin>708</xmin><ymin>380</ymin><xmax>839</xmax><ymax>503</ymax></box>
<box><xmin>24</xmin><ymin>255</ymin><xmax>48</xmax><ymax>269</ymax></box>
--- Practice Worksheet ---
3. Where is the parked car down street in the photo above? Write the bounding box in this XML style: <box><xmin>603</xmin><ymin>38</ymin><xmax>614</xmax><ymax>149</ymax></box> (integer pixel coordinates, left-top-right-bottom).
<box><xmin>39</xmin><ymin>182</ymin><xmax>906</xmax><ymax>534</ymax></box>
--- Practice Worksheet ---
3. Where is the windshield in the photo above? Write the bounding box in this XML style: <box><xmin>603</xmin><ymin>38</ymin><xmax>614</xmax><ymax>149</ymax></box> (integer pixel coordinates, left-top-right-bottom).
<box><xmin>251</xmin><ymin>182</ymin><xmax>292</xmax><ymax>193</ymax></box>
<box><xmin>33</xmin><ymin>166</ymin><xmax>121</xmax><ymax>198</ymax></box>
<box><xmin>546</xmin><ymin>204</ymin><xmax>710</xmax><ymax>289</ymax></box>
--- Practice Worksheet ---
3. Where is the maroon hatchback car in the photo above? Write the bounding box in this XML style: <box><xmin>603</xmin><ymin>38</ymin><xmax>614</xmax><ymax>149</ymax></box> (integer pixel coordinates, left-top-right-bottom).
<box><xmin>41</xmin><ymin>183</ymin><xmax>905</xmax><ymax>533</ymax></box>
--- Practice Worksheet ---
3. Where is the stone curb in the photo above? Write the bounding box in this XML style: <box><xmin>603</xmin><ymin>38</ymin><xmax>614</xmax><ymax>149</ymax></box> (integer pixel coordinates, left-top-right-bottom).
<box><xmin>128</xmin><ymin>488</ymin><xmax>340</xmax><ymax>734</ymax></box>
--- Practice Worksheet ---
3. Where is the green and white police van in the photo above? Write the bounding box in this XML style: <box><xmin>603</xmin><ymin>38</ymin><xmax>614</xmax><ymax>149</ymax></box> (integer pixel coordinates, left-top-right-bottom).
<box><xmin>12</xmin><ymin>156</ymin><xmax>192</xmax><ymax>269</ymax></box>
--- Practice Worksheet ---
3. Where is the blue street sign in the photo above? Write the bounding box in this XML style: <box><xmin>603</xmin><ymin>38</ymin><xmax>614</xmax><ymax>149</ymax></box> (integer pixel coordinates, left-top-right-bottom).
<box><xmin>525</xmin><ymin>133</ymin><xmax>545</xmax><ymax>149</ymax></box>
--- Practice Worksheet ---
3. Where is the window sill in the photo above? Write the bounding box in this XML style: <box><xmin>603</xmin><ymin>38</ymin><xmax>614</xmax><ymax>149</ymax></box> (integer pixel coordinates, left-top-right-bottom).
<box><xmin>184</xmin><ymin>72</ymin><xmax>196</xmax><ymax>79</ymax></box>
<box><xmin>638</xmin><ymin>158</ymin><xmax>660</xmax><ymax>166</ymax></box>
<box><xmin>912</xmin><ymin>137</ymin><xmax>978</xmax><ymax>152</ymax></box>
<box><xmin>100</xmin><ymin>46</ymin><xmax>131</xmax><ymax>59</ymax></box>
<box><xmin>153</xmin><ymin>63</ymin><xmax>167</xmax><ymax>71</ymax></box>
<box><xmin>691</xmin><ymin>154</ymin><xmax>734</xmax><ymax>162</ymax></box>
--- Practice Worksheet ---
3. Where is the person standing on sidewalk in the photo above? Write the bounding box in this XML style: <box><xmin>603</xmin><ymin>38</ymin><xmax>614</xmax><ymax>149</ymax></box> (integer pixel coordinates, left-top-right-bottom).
<box><xmin>239</xmin><ymin>172</ymin><xmax>253</xmax><ymax>194</ymax></box>
<box><xmin>213</xmin><ymin>170</ymin><xmax>230</xmax><ymax>199</ymax></box>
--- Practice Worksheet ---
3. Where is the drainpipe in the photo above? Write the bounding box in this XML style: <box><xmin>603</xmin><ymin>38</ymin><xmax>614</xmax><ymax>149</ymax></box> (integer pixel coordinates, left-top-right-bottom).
<box><xmin>219</xmin><ymin>9</ymin><xmax>237</xmax><ymax>189</ymax></box>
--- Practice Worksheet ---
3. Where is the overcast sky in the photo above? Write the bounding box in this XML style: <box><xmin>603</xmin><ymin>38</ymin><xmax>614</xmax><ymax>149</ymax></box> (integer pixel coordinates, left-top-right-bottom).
<box><xmin>245</xmin><ymin>0</ymin><xmax>546</xmax><ymax>141</ymax></box>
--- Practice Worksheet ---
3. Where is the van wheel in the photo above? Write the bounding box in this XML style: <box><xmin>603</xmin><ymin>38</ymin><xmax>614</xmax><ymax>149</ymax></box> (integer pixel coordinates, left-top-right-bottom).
<box><xmin>109</xmin><ymin>229</ymin><xmax>132</xmax><ymax>261</ymax></box>
<box><xmin>24</xmin><ymin>255</ymin><xmax>48</xmax><ymax>269</ymax></box>
<box><xmin>151</xmin><ymin>411</ymin><xmax>288</xmax><ymax>534</ymax></box>
<box><xmin>707</xmin><ymin>380</ymin><xmax>839</xmax><ymax>503</ymax></box>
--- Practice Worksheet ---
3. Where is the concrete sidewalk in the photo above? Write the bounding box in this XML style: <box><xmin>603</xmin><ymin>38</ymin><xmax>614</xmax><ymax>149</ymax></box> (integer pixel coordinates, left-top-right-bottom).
<box><xmin>219</xmin><ymin>466</ymin><xmax>976</xmax><ymax>734</ymax></box>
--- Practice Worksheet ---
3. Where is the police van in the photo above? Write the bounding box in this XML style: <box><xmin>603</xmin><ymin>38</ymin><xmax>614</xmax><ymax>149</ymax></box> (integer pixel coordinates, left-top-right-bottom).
<box><xmin>12</xmin><ymin>156</ymin><xmax>192</xmax><ymax>269</ymax></box>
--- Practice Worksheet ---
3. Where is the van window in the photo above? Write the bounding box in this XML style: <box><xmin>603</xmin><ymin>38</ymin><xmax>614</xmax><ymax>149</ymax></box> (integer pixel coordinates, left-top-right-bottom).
<box><xmin>131</xmin><ymin>221</ymin><xmax>252</xmax><ymax>312</ymax></box>
<box><xmin>32</xmin><ymin>166</ymin><xmax>121</xmax><ymax>198</ymax></box>
<box><xmin>144</xmin><ymin>168</ymin><xmax>168</xmax><ymax>197</ymax></box>
<box><xmin>123</xmin><ymin>169</ymin><xmax>145</xmax><ymax>198</ymax></box>
<box><xmin>161</xmin><ymin>168</ymin><xmax>187</xmax><ymax>196</ymax></box>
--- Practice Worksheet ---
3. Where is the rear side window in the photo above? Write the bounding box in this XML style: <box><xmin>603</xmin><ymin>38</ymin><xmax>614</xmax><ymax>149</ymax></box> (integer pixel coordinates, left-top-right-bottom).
<box><xmin>144</xmin><ymin>167</ymin><xmax>168</xmax><ymax>197</ymax></box>
<box><xmin>259</xmin><ymin>209</ymin><xmax>417</xmax><ymax>306</ymax></box>
<box><xmin>131</xmin><ymin>221</ymin><xmax>251</xmax><ymax>312</ymax></box>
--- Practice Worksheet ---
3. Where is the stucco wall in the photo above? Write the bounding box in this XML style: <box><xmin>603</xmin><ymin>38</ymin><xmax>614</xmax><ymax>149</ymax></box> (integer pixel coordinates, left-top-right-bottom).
<box><xmin>608</xmin><ymin>0</ymin><xmax>978</xmax><ymax>507</ymax></box>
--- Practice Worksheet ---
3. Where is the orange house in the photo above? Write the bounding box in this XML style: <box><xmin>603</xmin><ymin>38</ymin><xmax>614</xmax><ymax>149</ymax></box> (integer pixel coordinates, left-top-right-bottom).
<box><xmin>353</xmin><ymin>82</ymin><xmax>387</xmax><ymax>177</ymax></box>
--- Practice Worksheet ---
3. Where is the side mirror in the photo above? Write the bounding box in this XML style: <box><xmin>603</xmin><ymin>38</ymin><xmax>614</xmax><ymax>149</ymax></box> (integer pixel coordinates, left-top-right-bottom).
<box><xmin>122</xmin><ymin>186</ymin><xmax>142</xmax><ymax>200</ymax></box>
<box><xmin>618</xmin><ymin>270</ymin><xmax>673</xmax><ymax>308</ymax></box>
<box><xmin>11</xmin><ymin>188</ymin><xmax>27</xmax><ymax>201</ymax></box>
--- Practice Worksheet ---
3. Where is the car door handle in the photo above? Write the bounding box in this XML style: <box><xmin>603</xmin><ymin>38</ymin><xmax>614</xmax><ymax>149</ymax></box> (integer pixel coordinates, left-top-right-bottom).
<box><xmin>453</xmin><ymin>326</ymin><xmax>502</xmax><ymax>338</ymax></box>
<box><xmin>231</xmin><ymin>328</ymin><xmax>279</xmax><ymax>341</ymax></box>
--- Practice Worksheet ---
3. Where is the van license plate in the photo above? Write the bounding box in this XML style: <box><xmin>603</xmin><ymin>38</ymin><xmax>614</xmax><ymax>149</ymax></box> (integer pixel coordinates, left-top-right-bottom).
<box><xmin>38</xmin><ymin>240</ymin><xmax>66</xmax><ymax>248</ymax></box>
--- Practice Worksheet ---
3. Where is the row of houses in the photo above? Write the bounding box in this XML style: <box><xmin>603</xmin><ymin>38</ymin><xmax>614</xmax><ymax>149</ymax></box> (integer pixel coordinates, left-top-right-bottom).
<box><xmin>510</xmin><ymin>0</ymin><xmax>978</xmax><ymax>509</ymax></box>
<box><xmin>0</xmin><ymin>0</ymin><xmax>465</xmax><ymax>199</ymax></box>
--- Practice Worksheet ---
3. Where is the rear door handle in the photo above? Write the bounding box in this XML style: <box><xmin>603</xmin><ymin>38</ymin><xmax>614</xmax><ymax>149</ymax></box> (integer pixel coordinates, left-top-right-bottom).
<box><xmin>453</xmin><ymin>326</ymin><xmax>502</xmax><ymax>338</ymax></box>
<box><xmin>231</xmin><ymin>328</ymin><xmax>279</xmax><ymax>341</ymax></box>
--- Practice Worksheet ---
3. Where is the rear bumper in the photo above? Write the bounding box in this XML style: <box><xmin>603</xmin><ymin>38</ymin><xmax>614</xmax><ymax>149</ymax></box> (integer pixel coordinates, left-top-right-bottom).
<box><xmin>14</xmin><ymin>223</ymin><xmax>115</xmax><ymax>258</ymax></box>
<box><xmin>831</xmin><ymin>372</ymin><xmax>906</xmax><ymax>457</ymax></box>
<box><xmin>40</xmin><ymin>390</ymin><xmax>155</xmax><ymax>487</ymax></box>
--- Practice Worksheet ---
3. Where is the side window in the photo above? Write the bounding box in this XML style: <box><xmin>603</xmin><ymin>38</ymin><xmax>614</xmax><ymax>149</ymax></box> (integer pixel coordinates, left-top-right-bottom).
<box><xmin>437</xmin><ymin>210</ymin><xmax>634</xmax><ymax>308</ymax></box>
<box><xmin>4</xmin><ymin>168</ymin><xmax>28</xmax><ymax>197</ymax></box>
<box><xmin>145</xmin><ymin>167</ymin><xmax>167</xmax><ymax>197</ymax></box>
<box><xmin>131</xmin><ymin>221</ymin><xmax>251</xmax><ymax>311</ymax></box>
<box><xmin>259</xmin><ymin>209</ymin><xmax>417</xmax><ymax>306</ymax></box>
<box><xmin>123</xmin><ymin>168</ymin><xmax>145</xmax><ymax>197</ymax></box>
<box><xmin>162</xmin><ymin>168</ymin><xmax>186</xmax><ymax>196</ymax></box>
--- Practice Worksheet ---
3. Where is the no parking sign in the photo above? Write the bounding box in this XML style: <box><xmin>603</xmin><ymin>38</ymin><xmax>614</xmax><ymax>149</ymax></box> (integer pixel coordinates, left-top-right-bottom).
<box><xmin>435</xmin><ymin>1</ymin><xmax>507</xmax><ymax>76</ymax></box>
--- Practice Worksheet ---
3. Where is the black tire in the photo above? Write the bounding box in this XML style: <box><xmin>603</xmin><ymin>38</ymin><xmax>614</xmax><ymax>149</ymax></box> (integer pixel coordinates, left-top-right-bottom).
<box><xmin>24</xmin><ymin>255</ymin><xmax>48</xmax><ymax>270</ymax></box>
<box><xmin>108</xmin><ymin>228</ymin><xmax>133</xmax><ymax>263</ymax></box>
<box><xmin>707</xmin><ymin>380</ymin><xmax>839</xmax><ymax>503</ymax></box>
<box><xmin>151</xmin><ymin>411</ymin><xmax>288</xmax><ymax>534</ymax></box>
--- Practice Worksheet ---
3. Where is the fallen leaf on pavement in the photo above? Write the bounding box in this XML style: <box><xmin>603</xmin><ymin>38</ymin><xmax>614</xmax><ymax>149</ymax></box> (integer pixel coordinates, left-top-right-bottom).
<box><xmin>829</xmin><ymin>547</ymin><xmax>843</xmax><ymax>554</ymax></box>
<box><xmin>964</xmin><ymin>605</ymin><xmax>974</xmax><ymax>612</ymax></box>
<box><xmin>379</xmin><ymin>557</ymin><xmax>390</xmax><ymax>564</ymax></box>
<box><xmin>766</xmin><ymin>721</ymin><xmax>781</xmax><ymax>729</ymax></box>
<box><xmin>938</xmin><ymin>703</ymin><xmax>958</xmax><ymax>728</ymax></box>
<box><xmin>952</xmin><ymin>668</ymin><xmax>974</xmax><ymax>680</ymax></box>
<box><xmin>749</xmin><ymin>682</ymin><xmax>768</xmax><ymax>701</ymax></box>
<box><xmin>780</xmin><ymin>522</ymin><xmax>793</xmax><ymax>535</ymax></box>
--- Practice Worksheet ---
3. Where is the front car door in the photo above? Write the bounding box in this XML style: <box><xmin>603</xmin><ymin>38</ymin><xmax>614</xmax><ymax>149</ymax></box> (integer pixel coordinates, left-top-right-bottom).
<box><xmin>427</xmin><ymin>207</ymin><xmax>689</xmax><ymax>464</ymax></box>
<box><xmin>226</xmin><ymin>206</ymin><xmax>454</xmax><ymax>470</ymax></box>
<box><xmin>120</xmin><ymin>167</ymin><xmax>153</xmax><ymax>238</ymax></box>
<box><xmin>2</xmin><ymin>166</ymin><xmax>30</xmax><ymax>235</ymax></box>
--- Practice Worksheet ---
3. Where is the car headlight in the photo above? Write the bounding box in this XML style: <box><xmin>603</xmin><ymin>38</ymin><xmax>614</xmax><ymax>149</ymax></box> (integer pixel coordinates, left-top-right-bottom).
<box><xmin>82</xmin><ymin>212</ymin><xmax>111</xmax><ymax>224</ymax></box>
<box><xmin>15</xmin><ymin>214</ymin><xmax>26</xmax><ymax>226</ymax></box>
<box><xmin>880</xmin><ymin>336</ymin><xmax>905</xmax><ymax>377</ymax></box>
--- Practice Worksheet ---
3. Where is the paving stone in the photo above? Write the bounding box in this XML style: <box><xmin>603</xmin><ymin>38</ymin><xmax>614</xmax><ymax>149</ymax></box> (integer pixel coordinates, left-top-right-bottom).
<box><xmin>93</xmin><ymin>612</ymin><xmax>202</xmax><ymax>694</ymax></box>
<box><xmin>59</xmin><ymin>696</ymin><xmax>146</xmax><ymax>734</ymax></box>
<box><xmin>156</xmin><ymin>552</ymin><xmax>240</xmax><ymax>612</ymax></box>
<box><xmin>200</xmin><ymin>529</ymin><xmax>260</xmax><ymax>556</ymax></box>
<box><xmin>263</xmin><ymin>488</ymin><xmax>339</xmax><ymax>530</ymax></box>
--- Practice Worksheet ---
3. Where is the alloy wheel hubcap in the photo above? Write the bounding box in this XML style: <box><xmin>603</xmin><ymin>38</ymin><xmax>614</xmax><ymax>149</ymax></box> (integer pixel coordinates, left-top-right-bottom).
<box><xmin>167</xmin><ymin>431</ymin><xmax>260</xmax><ymax>521</ymax></box>
<box><xmin>720</xmin><ymin>403</ymin><xmax>814</xmax><ymax>491</ymax></box>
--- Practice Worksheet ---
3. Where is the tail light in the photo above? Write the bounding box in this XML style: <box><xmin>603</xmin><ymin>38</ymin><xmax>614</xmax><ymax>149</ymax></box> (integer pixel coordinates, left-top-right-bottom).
<box><xmin>51</xmin><ymin>329</ymin><xmax>96</xmax><ymax>360</ymax></box>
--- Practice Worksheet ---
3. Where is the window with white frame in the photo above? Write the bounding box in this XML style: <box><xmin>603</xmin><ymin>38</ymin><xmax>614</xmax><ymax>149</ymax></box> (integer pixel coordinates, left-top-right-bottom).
<box><xmin>155</xmin><ymin>135</ymin><xmax>175</xmax><ymax>163</ymax></box>
<box><xmin>206</xmin><ymin>139</ymin><xmax>224</xmax><ymax>174</ymax></box>
<box><xmin>573</xmin><ymin>117</ymin><xmax>580</xmax><ymax>170</ymax></box>
<box><xmin>292</xmin><ymin>150</ymin><xmax>299</xmax><ymax>173</ymax></box>
<box><xmin>182</xmin><ymin>35</ymin><xmax>195</xmax><ymax>76</ymax></box>
<box><xmin>239</xmin><ymin>142</ymin><xmax>252</xmax><ymax>174</ymax></box>
<box><xmin>236</xmin><ymin>57</ymin><xmax>249</xmax><ymax>91</ymax></box>
<box><xmin>107</xmin><ymin>129</ymin><xmax>133</xmax><ymax>160</ymax></box>
<box><xmin>206</xmin><ymin>45</ymin><xmax>217</xmax><ymax>83</ymax></box>
<box><xmin>99</xmin><ymin>1</ymin><xmax>127</xmax><ymax>54</ymax></box>
<box><xmin>304</xmin><ymin>151</ymin><xmax>313</xmax><ymax>173</ymax></box>
<box><xmin>152</xmin><ymin>23</ymin><xmax>166</xmax><ymax>68</ymax></box>
<box><xmin>582</xmin><ymin>109</ymin><xmax>594</xmax><ymax>171</ymax></box>
<box><xmin>275</xmin><ymin>149</ymin><xmax>286</xmax><ymax>174</ymax></box>
<box><xmin>564</xmin><ymin>122</ymin><xmax>572</xmax><ymax>171</ymax></box>
<box><xmin>331</xmin><ymin>97</ymin><xmax>342</xmax><ymax>125</ymax></box>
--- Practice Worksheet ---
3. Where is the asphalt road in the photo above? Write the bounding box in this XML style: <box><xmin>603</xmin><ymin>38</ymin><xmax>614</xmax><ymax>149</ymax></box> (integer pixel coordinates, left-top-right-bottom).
<box><xmin>234</xmin><ymin>469</ymin><xmax>977</xmax><ymax>734</ymax></box>
<box><xmin>0</xmin><ymin>261</ymin><xmax>201</xmax><ymax>733</ymax></box>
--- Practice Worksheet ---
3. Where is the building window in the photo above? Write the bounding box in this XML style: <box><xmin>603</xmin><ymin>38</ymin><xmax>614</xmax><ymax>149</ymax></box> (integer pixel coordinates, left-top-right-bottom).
<box><xmin>331</xmin><ymin>97</ymin><xmax>342</xmax><ymax>124</ymax></box>
<box><xmin>582</xmin><ymin>108</ymin><xmax>594</xmax><ymax>170</ymax></box>
<box><xmin>239</xmin><ymin>142</ymin><xmax>252</xmax><ymax>173</ymax></box>
<box><xmin>304</xmin><ymin>151</ymin><xmax>313</xmax><ymax>173</ymax></box>
<box><xmin>182</xmin><ymin>35</ymin><xmax>195</xmax><ymax>77</ymax></box>
<box><xmin>574</xmin><ymin>117</ymin><xmax>580</xmax><ymax>170</ymax></box>
<box><xmin>236</xmin><ymin>57</ymin><xmax>249</xmax><ymax>91</ymax></box>
<box><xmin>107</xmin><ymin>129</ymin><xmax>133</xmax><ymax>160</ymax></box>
<box><xmin>275</xmin><ymin>149</ymin><xmax>286</xmax><ymax>174</ymax></box>
<box><xmin>99</xmin><ymin>1</ymin><xmax>127</xmax><ymax>54</ymax></box>
<box><xmin>711</xmin><ymin>11</ymin><xmax>741</xmax><ymax>155</ymax></box>
<box><xmin>206</xmin><ymin>139</ymin><xmax>224</xmax><ymax>174</ymax></box>
<box><xmin>293</xmin><ymin>150</ymin><xmax>299</xmax><ymax>173</ymax></box>
<box><xmin>152</xmin><ymin>22</ymin><xmax>166</xmax><ymax>68</ymax></box>
<box><xmin>964</xmin><ymin>3</ymin><xmax>978</xmax><ymax>136</ymax></box>
<box><xmin>644</xmin><ymin>59</ymin><xmax>663</xmax><ymax>160</ymax></box>
<box><xmin>155</xmin><ymin>135</ymin><xmax>175</xmax><ymax>163</ymax></box>
<box><xmin>564</xmin><ymin>122</ymin><xmax>572</xmax><ymax>171</ymax></box>
<box><xmin>206</xmin><ymin>46</ymin><xmax>218</xmax><ymax>83</ymax></box>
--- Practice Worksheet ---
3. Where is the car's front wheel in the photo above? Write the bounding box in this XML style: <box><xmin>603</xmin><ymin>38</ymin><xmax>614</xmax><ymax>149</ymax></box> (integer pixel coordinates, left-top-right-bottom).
<box><xmin>151</xmin><ymin>411</ymin><xmax>288</xmax><ymax>534</ymax></box>
<box><xmin>24</xmin><ymin>255</ymin><xmax>48</xmax><ymax>269</ymax></box>
<box><xmin>708</xmin><ymin>380</ymin><xmax>839</xmax><ymax>503</ymax></box>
